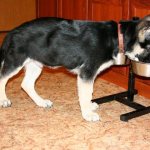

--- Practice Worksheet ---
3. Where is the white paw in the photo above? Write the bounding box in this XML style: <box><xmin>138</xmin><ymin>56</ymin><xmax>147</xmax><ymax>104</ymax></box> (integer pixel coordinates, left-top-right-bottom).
<box><xmin>0</xmin><ymin>99</ymin><xmax>11</xmax><ymax>107</ymax></box>
<box><xmin>125</xmin><ymin>52</ymin><xmax>139</xmax><ymax>61</ymax></box>
<box><xmin>82</xmin><ymin>111</ymin><xmax>100</xmax><ymax>122</ymax></box>
<box><xmin>91</xmin><ymin>102</ymin><xmax>99</xmax><ymax>111</ymax></box>
<box><xmin>36</xmin><ymin>99</ymin><xmax>53</xmax><ymax>108</ymax></box>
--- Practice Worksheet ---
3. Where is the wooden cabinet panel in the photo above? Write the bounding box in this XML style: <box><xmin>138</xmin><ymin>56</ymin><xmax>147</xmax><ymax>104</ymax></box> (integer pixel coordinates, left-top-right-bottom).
<box><xmin>57</xmin><ymin>0</ymin><xmax>88</xmax><ymax>20</ymax></box>
<box><xmin>37</xmin><ymin>0</ymin><xmax>57</xmax><ymax>17</ymax></box>
<box><xmin>130</xmin><ymin>0</ymin><xmax>150</xmax><ymax>18</ymax></box>
<box><xmin>0</xmin><ymin>0</ymin><xmax>36</xmax><ymax>31</ymax></box>
<box><xmin>88</xmin><ymin>0</ymin><xmax>126</xmax><ymax>21</ymax></box>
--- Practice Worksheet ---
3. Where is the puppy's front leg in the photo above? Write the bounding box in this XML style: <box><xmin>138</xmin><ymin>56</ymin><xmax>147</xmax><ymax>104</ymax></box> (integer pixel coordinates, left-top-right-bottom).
<box><xmin>77</xmin><ymin>76</ymin><xmax>99</xmax><ymax>121</ymax></box>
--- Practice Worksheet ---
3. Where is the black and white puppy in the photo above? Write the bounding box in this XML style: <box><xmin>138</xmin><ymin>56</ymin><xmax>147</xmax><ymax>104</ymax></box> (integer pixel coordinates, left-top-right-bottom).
<box><xmin>0</xmin><ymin>16</ymin><xmax>148</xmax><ymax>121</ymax></box>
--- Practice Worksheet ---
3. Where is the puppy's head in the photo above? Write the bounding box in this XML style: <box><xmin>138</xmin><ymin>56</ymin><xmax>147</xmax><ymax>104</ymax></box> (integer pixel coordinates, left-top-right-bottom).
<box><xmin>137</xmin><ymin>15</ymin><xmax>150</xmax><ymax>44</ymax></box>
<box><xmin>120</xmin><ymin>15</ymin><xmax>150</xmax><ymax>63</ymax></box>
<box><xmin>136</xmin><ymin>15</ymin><xmax>150</xmax><ymax>62</ymax></box>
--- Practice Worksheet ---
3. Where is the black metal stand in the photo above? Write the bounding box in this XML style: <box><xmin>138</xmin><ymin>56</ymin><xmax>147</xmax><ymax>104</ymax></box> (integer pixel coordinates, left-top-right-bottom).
<box><xmin>92</xmin><ymin>65</ymin><xmax>150</xmax><ymax>122</ymax></box>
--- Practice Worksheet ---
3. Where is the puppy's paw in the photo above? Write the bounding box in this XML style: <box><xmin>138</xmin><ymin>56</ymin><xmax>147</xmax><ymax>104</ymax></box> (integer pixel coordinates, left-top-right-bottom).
<box><xmin>0</xmin><ymin>99</ymin><xmax>11</xmax><ymax>107</ymax></box>
<box><xmin>37</xmin><ymin>99</ymin><xmax>53</xmax><ymax>108</ymax></box>
<box><xmin>91</xmin><ymin>102</ymin><xmax>99</xmax><ymax>111</ymax></box>
<box><xmin>82</xmin><ymin>111</ymin><xmax>100</xmax><ymax>122</ymax></box>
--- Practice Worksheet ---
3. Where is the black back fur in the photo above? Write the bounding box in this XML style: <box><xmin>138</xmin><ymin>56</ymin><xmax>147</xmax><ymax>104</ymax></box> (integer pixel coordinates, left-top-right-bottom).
<box><xmin>0</xmin><ymin>18</ymin><xmax>119</xmax><ymax>80</ymax></box>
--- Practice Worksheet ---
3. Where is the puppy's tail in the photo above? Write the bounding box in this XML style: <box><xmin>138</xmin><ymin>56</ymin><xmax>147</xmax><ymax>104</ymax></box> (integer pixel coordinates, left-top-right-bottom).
<box><xmin>0</xmin><ymin>33</ymin><xmax>12</xmax><ymax>76</ymax></box>
<box><xmin>0</xmin><ymin>47</ymin><xmax>5</xmax><ymax>76</ymax></box>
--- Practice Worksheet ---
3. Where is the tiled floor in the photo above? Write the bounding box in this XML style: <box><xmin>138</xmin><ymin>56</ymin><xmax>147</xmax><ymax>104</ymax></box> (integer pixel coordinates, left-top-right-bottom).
<box><xmin>0</xmin><ymin>69</ymin><xmax>150</xmax><ymax>150</ymax></box>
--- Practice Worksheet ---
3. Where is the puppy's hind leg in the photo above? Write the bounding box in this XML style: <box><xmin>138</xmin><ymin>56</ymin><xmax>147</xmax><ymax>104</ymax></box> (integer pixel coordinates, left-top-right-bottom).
<box><xmin>0</xmin><ymin>65</ymin><xmax>24</xmax><ymax>107</ymax></box>
<box><xmin>21</xmin><ymin>61</ymin><xmax>53</xmax><ymax>108</ymax></box>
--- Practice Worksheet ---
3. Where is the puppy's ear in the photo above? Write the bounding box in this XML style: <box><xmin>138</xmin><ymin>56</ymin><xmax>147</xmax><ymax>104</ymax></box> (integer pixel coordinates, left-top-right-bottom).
<box><xmin>137</xmin><ymin>15</ymin><xmax>150</xmax><ymax>31</ymax></box>
<box><xmin>119</xmin><ymin>18</ymin><xmax>140</xmax><ymax>34</ymax></box>
<box><xmin>119</xmin><ymin>18</ymin><xmax>140</xmax><ymax>52</ymax></box>
<box><xmin>119</xmin><ymin>21</ymin><xmax>132</xmax><ymax>34</ymax></box>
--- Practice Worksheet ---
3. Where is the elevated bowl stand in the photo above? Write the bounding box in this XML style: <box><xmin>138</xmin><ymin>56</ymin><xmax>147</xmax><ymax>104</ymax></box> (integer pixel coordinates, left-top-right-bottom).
<box><xmin>92</xmin><ymin>65</ymin><xmax>150</xmax><ymax>122</ymax></box>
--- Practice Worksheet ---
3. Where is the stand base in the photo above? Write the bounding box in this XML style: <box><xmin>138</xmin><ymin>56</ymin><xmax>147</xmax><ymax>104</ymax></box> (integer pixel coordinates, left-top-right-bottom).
<box><xmin>92</xmin><ymin>65</ymin><xmax>150</xmax><ymax>122</ymax></box>
<box><xmin>92</xmin><ymin>89</ymin><xmax>150</xmax><ymax>122</ymax></box>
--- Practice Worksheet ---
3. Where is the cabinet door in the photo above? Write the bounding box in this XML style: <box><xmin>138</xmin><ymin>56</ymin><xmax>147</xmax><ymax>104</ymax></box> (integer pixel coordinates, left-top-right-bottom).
<box><xmin>37</xmin><ymin>0</ymin><xmax>57</xmax><ymax>17</ymax></box>
<box><xmin>0</xmin><ymin>0</ymin><xmax>36</xmax><ymax>31</ymax></box>
<box><xmin>57</xmin><ymin>0</ymin><xmax>88</xmax><ymax>20</ymax></box>
<box><xmin>130</xmin><ymin>0</ymin><xmax>150</xmax><ymax>19</ymax></box>
<box><xmin>88</xmin><ymin>0</ymin><xmax>129</xmax><ymax>21</ymax></box>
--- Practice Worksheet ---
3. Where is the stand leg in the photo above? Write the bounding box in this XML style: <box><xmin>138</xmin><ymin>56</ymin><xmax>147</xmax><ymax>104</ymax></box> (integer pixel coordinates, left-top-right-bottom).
<box><xmin>120</xmin><ymin>106</ymin><xmax>150</xmax><ymax>121</ymax></box>
<box><xmin>120</xmin><ymin>66</ymin><xmax>150</xmax><ymax>121</ymax></box>
<box><xmin>127</xmin><ymin>66</ymin><xmax>135</xmax><ymax>101</ymax></box>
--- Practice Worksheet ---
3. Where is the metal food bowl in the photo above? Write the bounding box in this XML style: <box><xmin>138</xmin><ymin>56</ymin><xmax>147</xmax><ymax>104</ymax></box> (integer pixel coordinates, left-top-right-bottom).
<box><xmin>131</xmin><ymin>60</ymin><xmax>150</xmax><ymax>77</ymax></box>
<box><xmin>114</xmin><ymin>52</ymin><xmax>130</xmax><ymax>65</ymax></box>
